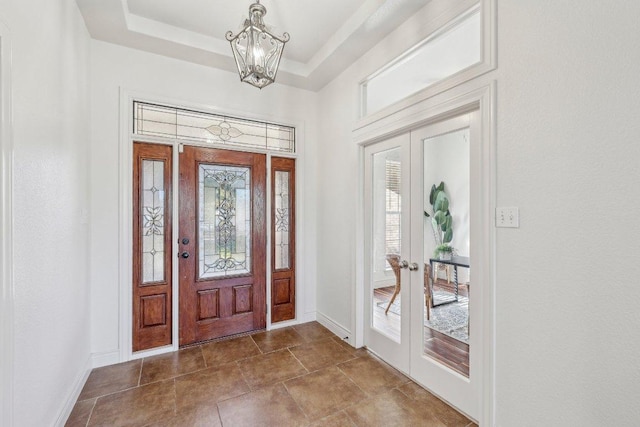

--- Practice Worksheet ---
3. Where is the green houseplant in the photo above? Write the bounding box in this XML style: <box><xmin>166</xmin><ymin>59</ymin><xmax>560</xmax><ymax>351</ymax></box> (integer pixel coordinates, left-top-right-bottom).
<box><xmin>424</xmin><ymin>182</ymin><xmax>454</xmax><ymax>260</ymax></box>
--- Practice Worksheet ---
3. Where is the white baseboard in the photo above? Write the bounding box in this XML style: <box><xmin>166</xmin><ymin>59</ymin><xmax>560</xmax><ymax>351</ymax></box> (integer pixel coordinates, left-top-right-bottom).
<box><xmin>91</xmin><ymin>350</ymin><xmax>121</xmax><ymax>369</ymax></box>
<box><xmin>269</xmin><ymin>311</ymin><xmax>316</xmax><ymax>330</ymax></box>
<box><xmin>54</xmin><ymin>355</ymin><xmax>92</xmax><ymax>427</ymax></box>
<box><xmin>130</xmin><ymin>345</ymin><xmax>175</xmax><ymax>361</ymax></box>
<box><xmin>269</xmin><ymin>319</ymin><xmax>298</xmax><ymax>330</ymax></box>
<box><xmin>316</xmin><ymin>311</ymin><xmax>353</xmax><ymax>345</ymax></box>
<box><xmin>302</xmin><ymin>311</ymin><xmax>316</xmax><ymax>323</ymax></box>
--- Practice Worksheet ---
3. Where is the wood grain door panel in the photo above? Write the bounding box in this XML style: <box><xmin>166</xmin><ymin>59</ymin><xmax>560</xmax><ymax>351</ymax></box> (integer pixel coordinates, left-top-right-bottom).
<box><xmin>179</xmin><ymin>146</ymin><xmax>266</xmax><ymax>345</ymax></box>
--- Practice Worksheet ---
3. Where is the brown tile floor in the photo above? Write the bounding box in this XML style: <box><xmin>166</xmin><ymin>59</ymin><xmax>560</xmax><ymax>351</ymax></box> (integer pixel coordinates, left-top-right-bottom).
<box><xmin>66</xmin><ymin>322</ymin><xmax>477</xmax><ymax>427</ymax></box>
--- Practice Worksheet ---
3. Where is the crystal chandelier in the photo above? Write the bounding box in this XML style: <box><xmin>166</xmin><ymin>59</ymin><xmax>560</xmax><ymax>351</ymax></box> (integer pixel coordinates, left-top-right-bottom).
<box><xmin>226</xmin><ymin>1</ymin><xmax>290</xmax><ymax>89</ymax></box>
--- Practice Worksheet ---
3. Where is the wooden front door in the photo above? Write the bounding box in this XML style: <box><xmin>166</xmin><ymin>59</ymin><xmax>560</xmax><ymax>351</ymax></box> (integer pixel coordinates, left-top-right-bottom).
<box><xmin>178</xmin><ymin>146</ymin><xmax>266</xmax><ymax>345</ymax></box>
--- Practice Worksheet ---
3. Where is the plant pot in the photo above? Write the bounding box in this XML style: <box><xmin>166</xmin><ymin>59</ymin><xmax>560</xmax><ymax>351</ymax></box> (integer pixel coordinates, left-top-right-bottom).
<box><xmin>439</xmin><ymin>252</ymin><xmax>452</xmax><ymax>261</ymax></box>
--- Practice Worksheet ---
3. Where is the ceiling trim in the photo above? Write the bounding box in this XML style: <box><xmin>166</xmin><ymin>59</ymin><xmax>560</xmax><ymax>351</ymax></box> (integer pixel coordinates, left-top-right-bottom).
<box><xmin>76</xmin><ymin>0</ymin><xmax>432</xmax><ymax>90</ymax></box>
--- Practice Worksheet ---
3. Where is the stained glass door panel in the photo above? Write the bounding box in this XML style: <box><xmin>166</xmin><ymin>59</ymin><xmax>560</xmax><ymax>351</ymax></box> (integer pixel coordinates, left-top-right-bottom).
<box><xmin>198</xmin><ymin>164</ymin><xmax>252</xmax><ymax>279</ymax></box>
<box><xmin>179</xmin><ymin>146</ymin><xmax>266</xmax><ymax>345</ymax></box>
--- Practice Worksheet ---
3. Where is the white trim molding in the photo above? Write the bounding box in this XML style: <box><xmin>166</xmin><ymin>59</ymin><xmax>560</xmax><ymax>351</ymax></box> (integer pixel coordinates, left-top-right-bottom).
<box><xmin>353</xmin><ymin>76</ymin><xmax>496</xmax><ymax>426</ymax></box>
<box><xmin>0</xmin><ymin>21</ymin><xmax>14</xmax><ymax>427</ymax></box>
<box><xmin>91</xmin><ymin>350</ymin><xmax>122</xmax><ymax>369</ymax></box>
<box><xmin>54</xmin><ymin>355</ymin><xmax>92</xmax><ymax>427</ymax></box>
<box><xmin>316</xmin><ymin>311</ymin><xmax>351</xmax><ymax>343</ymax></box>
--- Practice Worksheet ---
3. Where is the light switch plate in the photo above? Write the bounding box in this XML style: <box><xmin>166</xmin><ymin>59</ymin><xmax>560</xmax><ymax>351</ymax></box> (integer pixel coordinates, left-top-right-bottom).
<box><xmin>496</xmin><ymin>207</ymin><xmax>519</xmax><ymax>228</ymax></box>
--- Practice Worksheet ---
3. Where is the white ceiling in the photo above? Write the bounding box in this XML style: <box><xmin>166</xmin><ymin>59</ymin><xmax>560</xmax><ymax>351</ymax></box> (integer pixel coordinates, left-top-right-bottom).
<box><xmin>75</xmin><ymin>0</ymin><xmax>431</xmax><ymax>90</ymax></box>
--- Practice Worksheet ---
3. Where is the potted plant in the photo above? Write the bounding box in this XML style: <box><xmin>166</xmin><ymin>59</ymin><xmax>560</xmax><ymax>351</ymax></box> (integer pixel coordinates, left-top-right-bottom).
<box><xmin>424</xmin><ymin>181</ymin><xmax>454</xmax><ymax>260</ymax></box>
<box><xmin>434</xmin><ymin>244</ymin><xmax>453</xmax><ymax>260</ymax></box>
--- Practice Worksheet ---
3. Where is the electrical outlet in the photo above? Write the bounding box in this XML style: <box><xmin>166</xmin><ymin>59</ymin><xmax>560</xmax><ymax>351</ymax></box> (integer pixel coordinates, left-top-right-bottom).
<box><xmin>496</xmin><ymin>207</ymin><xmax>519</xmax><ymax>228</ymax></box>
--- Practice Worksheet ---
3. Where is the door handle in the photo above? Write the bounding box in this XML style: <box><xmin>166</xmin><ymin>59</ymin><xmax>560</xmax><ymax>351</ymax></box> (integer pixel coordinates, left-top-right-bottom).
<box><xmin>180</xmin><ymin>251</ymin><xmax>190</xmax><ymax>259</ymax></box>
<box><xmin>400</xmin><ymin>260</ymin><xmax>419</xmax><ymax>271</ymax></box>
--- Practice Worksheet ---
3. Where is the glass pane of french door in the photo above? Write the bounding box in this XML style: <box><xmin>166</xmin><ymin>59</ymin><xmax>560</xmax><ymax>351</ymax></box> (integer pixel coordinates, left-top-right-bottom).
<box><xmin>422</xmin><ymin>127</ymin><xmax>471</xmax><ymax>377</ymax></box>
<box><xmin>371</xmin><ymin>147</ymin><xmax>403</xmax><ymax>342</ymax></box>
<box><xmin>364</xmin><ymin>133</ymin><xmax>411</xmax><ymax>373</ymax></box>
<box><xmin>409</xmin><ymin>112</ymin><xmax>480</xmax><ymax>421</ymax></box>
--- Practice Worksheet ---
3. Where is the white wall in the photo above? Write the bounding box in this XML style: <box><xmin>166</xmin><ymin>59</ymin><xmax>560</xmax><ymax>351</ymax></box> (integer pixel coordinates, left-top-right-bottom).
<box><xmin>495</xmin><ymin>2</ymin><xmax>640</xmax><ymax>425</ymax></box>
<box><xmin>0</xmin><ymin>0</ymin><xmax>92</xmax><ymax>425</ymax></box>
<box><xmin>317</xmin><ymin>1</ymin><xmax>640</xmax><ymax>426</ymax></box>
<box><xmin>424</xmin><ymin>129</ymin><xmax>470</xmax><ymax>259</ymax></box>
<box><xmin>316</xmin><ymin>0</ymin><xmax>459</xmax><ymax>344</ymax></box>
<box><xmin>424</xmin><ymin>130</ymin><xmax>470</xmax><ymax>284</ymax></box>
<box><xmin>89</xmin><ymin>40</ymin><xmax>318</xmax><ymax>360</ymax></box>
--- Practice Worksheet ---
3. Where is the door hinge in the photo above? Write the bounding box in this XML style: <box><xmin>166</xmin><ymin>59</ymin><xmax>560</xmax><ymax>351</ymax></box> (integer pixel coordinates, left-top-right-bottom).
<box><xmin>178</xmin><ymin>143</ymin><xmax>184</xmax><ymax>153</ymax></box>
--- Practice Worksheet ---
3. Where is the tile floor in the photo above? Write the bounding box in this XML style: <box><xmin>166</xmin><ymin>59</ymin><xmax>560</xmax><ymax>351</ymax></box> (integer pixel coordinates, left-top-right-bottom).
<box><xmin>66</xmin><ymin>322</ymin><xmax>477</xmax><ymax>427</ymax></box>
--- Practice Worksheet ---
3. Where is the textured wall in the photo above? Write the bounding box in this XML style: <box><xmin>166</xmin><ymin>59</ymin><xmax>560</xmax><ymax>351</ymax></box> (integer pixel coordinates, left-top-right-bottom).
<box><xmin>494</xmin><ymin>1</ymin><xmax>640</xmax><ymax>425</ymax></box>
<box><xmin>315</xmin><ymin>0</ymin><xmax>458</xmax><ymax>342</ymax></box>
<box><xmin>0</xmin><ymin>0</ymin><xmax>92</xmax><ymax>424</ymax></box>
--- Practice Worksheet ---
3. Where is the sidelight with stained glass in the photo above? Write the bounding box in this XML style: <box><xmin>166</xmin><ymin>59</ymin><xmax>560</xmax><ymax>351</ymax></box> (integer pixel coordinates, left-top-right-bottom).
<box><xmin>274</xmin><ymin>171</ymin><xmax>290</xmax><ymax>270</ymax></box>
<box><xmin>141</xmin><ymin>160</ymin><xmax>165</xmax><ymax>283</ymax></box>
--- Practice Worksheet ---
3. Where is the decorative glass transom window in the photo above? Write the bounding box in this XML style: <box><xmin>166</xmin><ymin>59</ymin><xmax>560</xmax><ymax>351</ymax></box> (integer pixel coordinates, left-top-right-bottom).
<box><xmin>133</xmin><ymin>101</ymin><xmax>295</xmax><ymax>153</ymax></box>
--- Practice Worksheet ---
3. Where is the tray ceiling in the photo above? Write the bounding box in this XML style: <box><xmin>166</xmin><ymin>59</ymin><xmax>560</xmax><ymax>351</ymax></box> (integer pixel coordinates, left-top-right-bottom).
<box><xmin>75</xmin><ymin>0</ymin><xmax>431</xmax><ymax>90</ymax></box>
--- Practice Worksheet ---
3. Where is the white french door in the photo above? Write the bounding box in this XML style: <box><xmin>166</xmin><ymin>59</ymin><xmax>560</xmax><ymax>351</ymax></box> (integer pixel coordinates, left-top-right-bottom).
<box><xmin>364</xmin><ymin>111</ymin><xmax>482</xmax><ymax>420</ymax></box>
<box><xmin>364</xmin><ymin>133</ymin><xmax>412</xmax><ymax>372</ymax></box>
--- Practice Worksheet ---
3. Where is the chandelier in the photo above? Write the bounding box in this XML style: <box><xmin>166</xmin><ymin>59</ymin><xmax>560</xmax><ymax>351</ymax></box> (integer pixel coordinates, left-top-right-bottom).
<box><xmin>226</xmin><ymin>1</ymin><xmax>290</xmax><ymax>89</ymax></box>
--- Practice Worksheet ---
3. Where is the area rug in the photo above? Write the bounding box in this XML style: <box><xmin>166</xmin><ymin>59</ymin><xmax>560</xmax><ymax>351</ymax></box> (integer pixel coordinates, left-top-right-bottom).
<box><xmin>377</xmin><ymin>290</ymin><xmax>469</xmax><ymax>343</ymax></box>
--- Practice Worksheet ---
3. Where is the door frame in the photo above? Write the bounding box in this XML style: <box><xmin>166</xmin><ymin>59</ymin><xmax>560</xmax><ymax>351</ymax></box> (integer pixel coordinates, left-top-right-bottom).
<box><xmin>353</xmin><ymin>79</ymin><xmax>496</xmax><ymax>425</ymax></box>
<box><xmin>115</xmin><ymin>90</ymin><xmax>308</xmax><ymax>363</ymax></box>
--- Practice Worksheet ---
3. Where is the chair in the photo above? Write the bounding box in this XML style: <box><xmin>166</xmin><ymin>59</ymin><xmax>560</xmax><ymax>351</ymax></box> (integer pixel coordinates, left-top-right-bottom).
<box><xmin>384</xmin><ymin>254</ymin><xmax>432</xmax><ymax>320</ymax></box>
<box><xmin>384</xmin><ymin>254</ymin><xmax>402</xmax><ymax>315</ymax></box>
<box><xmin>424</xmin><ymin>263</ymin><xmax>432</xmax><ymax>320</ymax></box>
